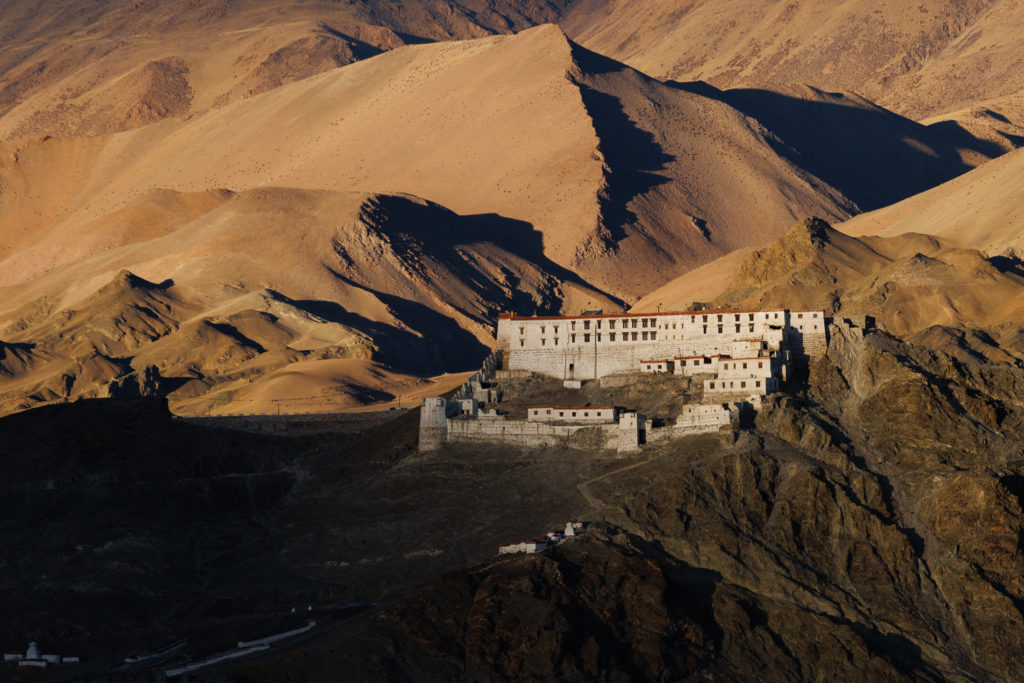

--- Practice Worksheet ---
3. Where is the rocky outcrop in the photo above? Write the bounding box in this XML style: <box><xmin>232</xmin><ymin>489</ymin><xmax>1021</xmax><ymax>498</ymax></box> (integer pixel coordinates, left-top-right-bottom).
<box><xmin>292</xmin><ymin>319</ymin><xmax>1024</xmax><ymax>680</ymax></box>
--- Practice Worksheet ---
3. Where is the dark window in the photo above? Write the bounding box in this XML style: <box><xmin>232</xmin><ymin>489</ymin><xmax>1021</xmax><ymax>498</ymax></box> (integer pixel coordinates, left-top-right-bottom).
<box><xmin>584</xmin><ymin>320</ymin><xmax>590</xmax><ymax>330</ymax></box>
<box><xmin>717</xmin><ymin>325</ymin><xmax>723</xmax><ymax>333</ymax></box>
<box><xmin>584</xmin><ymin>333</ymin><xmax>591</xmax><ymax>342</ymax></box>
<box><xmin>610</xmin><ymin>333</ymin><xmax>616</xmax><ymax>341</ymax></box>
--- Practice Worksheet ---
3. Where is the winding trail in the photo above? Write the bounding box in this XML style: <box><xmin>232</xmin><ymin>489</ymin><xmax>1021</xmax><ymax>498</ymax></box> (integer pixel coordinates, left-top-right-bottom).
<box><xmin>577</xmin><ymin>457</ymin><xmax>657</xmax><ymax>514</ymax></box>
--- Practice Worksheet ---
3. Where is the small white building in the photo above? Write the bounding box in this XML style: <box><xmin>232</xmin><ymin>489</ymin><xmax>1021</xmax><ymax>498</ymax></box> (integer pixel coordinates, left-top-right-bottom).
<box><xmin>704</xmin><ymin>376</ymin><xmax>778</xmax><ymax>399</ymax></box>
<box><xmin>640</xmin><ymin>359</ymin><xmax>672</xmax><ymax>374</ymax></box>
<box><xmin>673</xmin><ymin>354</ymin><xmax>720</xmax><ymax>376</ymax></box>
<box><xmin>717</xmin><ymin>356</ymin><xmax>775</xmax><ymax>380</ymax></box>
<box><xmin>4</xmin><ymin>642</ymin><xmax>79</xmax><ymax>668</ymax></box>
<box><xmin>498</xmin><ymin>539</ymin><xmax>548</xmax><ymax>554</ymax></box>
<box><xmin>527</xmin><ymin>406</ymin><xmax>618</xmax><ymax>423</ymax></box>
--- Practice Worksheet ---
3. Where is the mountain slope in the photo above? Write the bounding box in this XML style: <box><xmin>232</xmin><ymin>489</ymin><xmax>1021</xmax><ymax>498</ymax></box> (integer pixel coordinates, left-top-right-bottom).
<box><xmin>635</xmin><ymin>217</ymin><xmax>1024</xmax><ymax>362</ymax></box>
<box><xmin>1</xmin><ymin>26</ymin><xmax>1000</xmax><ymax>301</ymax></box>
<box><xmin>0</xmin><ymin>189</ymin><xmax>613</xmax><ymax>416</ymax></box>
<box><xmin>840</xmin><ymin>146</ymin><xmax>1024</xmax><ymax>257</ymax></box>
<box><xmin>562</xmin><ymin>0</ymin><xmax>1024</xmax><ymax>123</ymax></box>
<box><xmin>0</xmin><ymin>0</ymin><xmax>574</xmax><ymax>139</ymax></box>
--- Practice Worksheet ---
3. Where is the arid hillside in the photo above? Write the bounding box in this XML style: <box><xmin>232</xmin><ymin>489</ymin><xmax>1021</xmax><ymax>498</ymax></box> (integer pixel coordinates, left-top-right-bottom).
<box><xmin>0</xmin><ymin>189</ymin><xmax>616</xmax><ymax>416</ymax></box>
<box><xmin>841</xmin><ymin>146</ymin><xmax>1024</xmax><ymax>257</ymax></box>
<box><xmin>0</xmin><ymin>3</ymin><xmax>1020</xmax><ymax>416</ymax></box>
<box><xmin>635</xmin><ymin>217</ymin><xmax>1024</xmax><ymax>363</ymax></box>
<box><xmin>562</xmin><ymin>0</ymin><xmax>1024</xmax><ymax>125</ymax></box>
<box><xmin>3</xmin><ymin>23</ymin><xmax>999</xmax><ymax>416</ymax></box>
<box><xmin>0</xmin><ymin>0</ymin><xmax>572</xmax><ymax>138</ymax></box>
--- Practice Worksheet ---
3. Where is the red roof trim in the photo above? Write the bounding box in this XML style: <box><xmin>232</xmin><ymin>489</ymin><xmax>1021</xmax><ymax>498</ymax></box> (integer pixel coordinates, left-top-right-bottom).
<box><xmin>528</xmin><ymin>405</ymin><xmax>614</xmax><ymax>411</ymax></box>
<box><xmin>498</xmin><ymin>307</ymin><xmax>817</xmax><ymax>321</ymax></box>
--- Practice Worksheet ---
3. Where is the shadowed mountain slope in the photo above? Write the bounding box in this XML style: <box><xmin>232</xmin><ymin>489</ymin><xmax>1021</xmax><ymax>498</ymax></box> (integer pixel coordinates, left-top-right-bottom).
<box><xmin>841</xmin><ymin>146</ymin><xmax>1024</xmax><ymax>257</ymax></box>
<box><xmin>562</xmin><ymin>0</ymin><xmax>1024</xmax><ymax>124</ymax></box>
<box><xmin>0</xmin><ymin>24</ymin><xmax>1011</xmax><ymax>414</ymax></box>
<box><xmin>189</xmin><ymin>324</ymin><xmax>1024</xmax><ymax>680</ymax></box>
<box><xmin>0</xmin><ymin>189</ymin><xmax>614</xmax><ymax>416</ymax></box>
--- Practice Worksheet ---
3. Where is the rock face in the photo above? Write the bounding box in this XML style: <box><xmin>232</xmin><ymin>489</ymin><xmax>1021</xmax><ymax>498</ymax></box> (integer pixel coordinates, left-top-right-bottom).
<box><xmin>251</xmin><ymin>319</ymin><xmax>1024</xmax><ymax>680</ymax></box>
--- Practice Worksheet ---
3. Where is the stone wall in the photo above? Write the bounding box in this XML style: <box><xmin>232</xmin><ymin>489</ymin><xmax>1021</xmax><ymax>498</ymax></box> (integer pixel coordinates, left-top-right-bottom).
<box><xmin>180</xmin><ymin>409</ymin><xmax>407</xmax><ymax>436</ymax></box>
<box><xmin>446</xmin><ymin>416</ymin><xmax>621</xmax><ymax>450</ymax></box>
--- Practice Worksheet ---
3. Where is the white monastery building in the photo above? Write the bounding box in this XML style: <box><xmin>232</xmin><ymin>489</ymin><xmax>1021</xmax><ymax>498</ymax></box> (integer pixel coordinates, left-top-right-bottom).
<box><xmin>418</xmin><ymin>307</ymin><xmax>828</xmax><ymax>453</ymax></box>
<box><xmin>496</xmin><ymin>308</ymin><xmax>826</xmax><ymax>381</ymax></box>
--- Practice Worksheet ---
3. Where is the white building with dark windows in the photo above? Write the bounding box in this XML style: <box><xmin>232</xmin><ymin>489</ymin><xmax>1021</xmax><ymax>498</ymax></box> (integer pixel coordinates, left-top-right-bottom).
<box><xmin>496</xmin><ymin>308</ymin><xmax>825</xmax><ymax>382</ymax></box>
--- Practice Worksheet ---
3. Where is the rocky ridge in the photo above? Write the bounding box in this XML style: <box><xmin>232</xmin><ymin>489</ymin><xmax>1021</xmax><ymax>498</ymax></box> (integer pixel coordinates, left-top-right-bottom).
<box><xmin>240</xmin><ymin>318</ymin><xmax>1024</xmax><ymax>681</ymax></box>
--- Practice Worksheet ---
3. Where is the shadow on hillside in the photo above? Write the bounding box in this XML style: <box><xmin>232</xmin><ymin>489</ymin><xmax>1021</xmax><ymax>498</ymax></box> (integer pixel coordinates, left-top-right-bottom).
<box><xmin>564</xmin><ymin>42</ymin><xmax>676</xmax><ymax>243</ymax></box>
<box><xmin>355</xmin><ymin>195</ymin><xmax>622</xmax><ymax>314</ymax></box>
<box><xmin>272</xmin><ymin>287</ymin><xmax>487</xmax><ymax>376</ymax></box>
<box><xmin>669</xmin><ymin>81</ymin><xmax>1006</xmax><ymax>211</ymax></box>
<box><xmin>577</xmin><ymin>86</ymin><xmax>676</xmax><ymax>243</ymax></box>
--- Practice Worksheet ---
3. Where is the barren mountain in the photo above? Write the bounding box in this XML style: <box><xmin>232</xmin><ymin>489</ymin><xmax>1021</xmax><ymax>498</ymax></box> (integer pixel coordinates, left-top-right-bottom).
<box><xmin>562</xmin><ymin>0</ymin><xmax>1024</xmax><ymax>124</ymax></box>
<box><xmin>0</xmin><ymin>189</ymin><xmax>613</xmax><ymax>416</ymax></box>
<box><xmin>0</xmin><ymin>0</ymin><xmax>573</xmax><ymax>138</ymax></box>
<box><xmin>841</xmin><ymin>146</ymin><xmax>1024</xmax><ymax>257</ymax></box>
<box><xmin>0</xmin><ymin>14</ymin><xmax>1016</xmax><ymax>414</ymax></box>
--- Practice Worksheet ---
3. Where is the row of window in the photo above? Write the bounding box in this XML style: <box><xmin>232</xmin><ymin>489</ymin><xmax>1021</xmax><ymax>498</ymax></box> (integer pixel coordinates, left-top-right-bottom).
<box><xmin>518</xmin><ymin>322</ymin><xmax>772</xmax><ymax>346</ymax></box>
<box><xmin>531</xmin><ymin>409</ymin><xmax>607</xmax><ymax>418</ymax></box>
<box><xmin>721</xmin><ymin>361</ymin><xmax>765</xmax><ymax>370</ymax></box>
<box><xmin>516</xmin><ymin>311</ymin><xmax>820</xmax><ymax>336</ymax></box>
<box><xmin>708</xmin><ymin>380</ymin><xmax>761</xmax><ymax>389</ymax></box>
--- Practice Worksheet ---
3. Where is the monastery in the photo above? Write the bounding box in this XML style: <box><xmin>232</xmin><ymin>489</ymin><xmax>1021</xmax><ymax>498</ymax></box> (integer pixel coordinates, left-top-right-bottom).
<box><xmin>419</xmin><ymin>307</ymin><xmax>828</xmax><ymax>453</ymax></box>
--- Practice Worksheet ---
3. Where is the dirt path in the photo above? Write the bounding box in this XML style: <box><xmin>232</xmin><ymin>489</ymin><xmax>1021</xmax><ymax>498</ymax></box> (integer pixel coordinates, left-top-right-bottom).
<box><xmin>577</xmin><ymin>456</ymin><xmax>657</xmax><ymax>515</ymax></box>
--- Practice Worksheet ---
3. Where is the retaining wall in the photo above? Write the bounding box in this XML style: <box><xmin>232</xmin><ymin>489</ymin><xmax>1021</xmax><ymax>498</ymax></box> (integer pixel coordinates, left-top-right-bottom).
<box><xmin>181</xmin><ymin>409</ymin><xmax>408</xmax><ymax>436</ymax></box>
